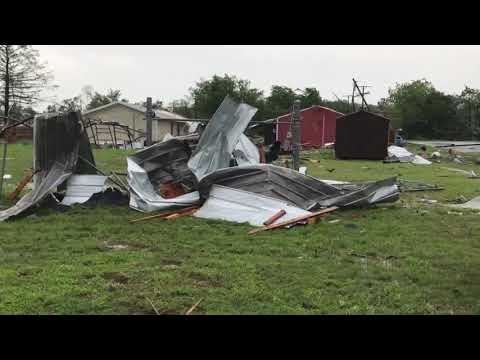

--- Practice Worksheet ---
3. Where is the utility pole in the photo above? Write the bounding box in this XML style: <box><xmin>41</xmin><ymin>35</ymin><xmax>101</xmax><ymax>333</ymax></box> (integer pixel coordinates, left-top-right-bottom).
<box><xmin>291</xmin><ymin>99</ymin><xmax>301</xmax><ymax>171</ymax></box>
<box><xmin>352</xmin><ymin>83</ymin><xmax>355</xmax><ymax>112</ymax></box>
<box><xmin>352</xmin><ymin>78</ymin><xmax>370</xmax><ymax>111</ymax></box>
<box><xmin>145</xmin><ymin>97</ymin><xmax>152</xmax><ymax>146</ymax></box>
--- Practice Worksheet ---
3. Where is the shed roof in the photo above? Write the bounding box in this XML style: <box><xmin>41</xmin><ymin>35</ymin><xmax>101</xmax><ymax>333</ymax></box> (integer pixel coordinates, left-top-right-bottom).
<box><xmin>262</xmin><ymin>105</ymin><xmax>344</xmax><ymax>124</ymax></box>
<box><xmin>336</xmin><ymin>109</ymin><xmax>392</xmax><ymax>123</ymax></box>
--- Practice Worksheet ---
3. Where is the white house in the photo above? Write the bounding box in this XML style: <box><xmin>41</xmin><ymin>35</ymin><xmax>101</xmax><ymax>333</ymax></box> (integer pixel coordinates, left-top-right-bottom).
<box><xmin>82</xmin><ymin>101</ymin><xmax>190</xmax><ymax>143</ymax></box>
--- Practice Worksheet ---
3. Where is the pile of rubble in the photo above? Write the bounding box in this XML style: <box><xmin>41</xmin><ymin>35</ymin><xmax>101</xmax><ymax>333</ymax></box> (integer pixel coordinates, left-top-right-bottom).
<box><xmin>0</xmin><ymin>97</ymin><xmax>401</xmax><ymax>232</ymax></box>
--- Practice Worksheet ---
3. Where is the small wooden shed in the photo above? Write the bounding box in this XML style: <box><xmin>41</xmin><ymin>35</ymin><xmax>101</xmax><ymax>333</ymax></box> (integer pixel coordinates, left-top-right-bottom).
<box><xmin>263</xmin><ymin>105</ymin><xmax>343</xmax><ymax>149</ymax></box>
<box><xmin>335</xmin><ymin>110</ymin><xmax>391</xmax><ymax>160</ymax></box>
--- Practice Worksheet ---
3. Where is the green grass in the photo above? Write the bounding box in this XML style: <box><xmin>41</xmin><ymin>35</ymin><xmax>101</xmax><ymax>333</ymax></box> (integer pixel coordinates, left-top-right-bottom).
<box><xmin>1</xmin><ymin>143</ymin><xmax>480</xmax><ymax>314</ymax></box>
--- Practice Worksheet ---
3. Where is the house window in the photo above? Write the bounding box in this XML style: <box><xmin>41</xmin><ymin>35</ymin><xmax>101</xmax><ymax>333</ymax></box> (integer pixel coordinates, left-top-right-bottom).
<box><xmin>177</xmin><ymin>123</ymin><xmax>181</xmax><ymax>136</ymax></box>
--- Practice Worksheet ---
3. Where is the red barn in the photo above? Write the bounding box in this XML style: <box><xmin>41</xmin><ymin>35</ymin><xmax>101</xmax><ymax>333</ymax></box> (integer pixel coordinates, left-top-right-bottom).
<box><xmin>271</xmin><ymin>105</ymin><xmax>344</xmax><ymax>150</ymax></box>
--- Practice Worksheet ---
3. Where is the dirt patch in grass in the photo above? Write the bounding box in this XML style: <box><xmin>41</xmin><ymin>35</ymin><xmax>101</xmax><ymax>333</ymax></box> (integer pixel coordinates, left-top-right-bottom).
<box><xmin>17</xmin><ymin>268</ymin><xmax>43</xmax><ymax>277</ymax></box>
<box><xmin>189</xmin><ymin>272</ymin><xmax>223</xmax><ymax>288</ymax></box>
<box><xmin>102</xmin><ymin>272</ymin><xmax>130</xmax><ymax>284</ymax></box>
<box><xmin>160</xmin><ymin>259</ymin><xmax>183</xmax><ymax>266</ymax></box>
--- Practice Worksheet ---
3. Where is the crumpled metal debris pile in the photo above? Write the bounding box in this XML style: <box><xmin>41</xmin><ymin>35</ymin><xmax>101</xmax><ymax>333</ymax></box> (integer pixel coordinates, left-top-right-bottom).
<box><xmin>127</xmin><ymin>97</ymin><xmax>400</xmax><ymax>231</ymax></box>
<box><xmin>0</xmin><ymin>112</ymin><xmax>127</xmax><ymax>221</ymax></box>
<box><xmin>1</xmin><ymin>98</ymin><xmax>401</xmax><ymax>232</ymax></box>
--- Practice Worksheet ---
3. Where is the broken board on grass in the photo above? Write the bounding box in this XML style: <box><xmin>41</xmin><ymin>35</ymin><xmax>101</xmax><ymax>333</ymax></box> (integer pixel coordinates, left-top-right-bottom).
<box><xmin>248</xmin><ymin>206</ymin><xmax>339</xmax><ymax>235</ymax></box>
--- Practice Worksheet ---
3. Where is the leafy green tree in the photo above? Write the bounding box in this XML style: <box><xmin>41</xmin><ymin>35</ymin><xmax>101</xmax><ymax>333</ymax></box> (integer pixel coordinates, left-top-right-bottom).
<box><xmin>457</xmin><ymin>86</ymin><xmax>480</xmax><ymax>138</ymax></box>
<box><xmin>299</xmin><ymin>87</ymin><xmax>322</xmax><ymax>108</ymax></box>
<box><xmin>169</xmin><ymin>99</ymin><xmax>194</xmax><ymax>118</ymax></box>
<box><xmin>322</xmin><ymin>99</ymin><xmax>352</xmax><ymax>115</ymax></box>
<box><xmin>384</xmin><ymin>79</ymin><xmax>459</xmax><ymax>138</ymax></box>
<box><xmin>85</xmin><ymin>88</ymin><xmax>123</xmax><ymax>110</ymax></box>
<box><xmin>189</xmin><ymin>74</ymin><xmax>265</xmax><ymax>120</ymax></box>
<box><xmin>264</xmin><ymin>86</ymin><xmax>296</xmax><ymax>119</ymax></box>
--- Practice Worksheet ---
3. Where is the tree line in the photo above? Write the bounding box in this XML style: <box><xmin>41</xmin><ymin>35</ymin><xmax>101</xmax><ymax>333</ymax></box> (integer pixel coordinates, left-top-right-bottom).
<box><xmin>2</xmin><ymin>45</ymin><xmax>480</xmax><ymax>140</ymax></box>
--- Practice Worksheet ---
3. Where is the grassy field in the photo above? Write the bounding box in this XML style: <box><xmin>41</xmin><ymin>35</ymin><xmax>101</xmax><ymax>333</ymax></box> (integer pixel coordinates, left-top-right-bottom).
<box><xmin>1</xmin><ymin>142</ymin><xmax>480</xmax><ymax>314</ymax></box>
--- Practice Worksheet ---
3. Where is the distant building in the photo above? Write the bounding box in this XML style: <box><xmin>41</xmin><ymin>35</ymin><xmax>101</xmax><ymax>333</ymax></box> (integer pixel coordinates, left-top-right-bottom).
<box><xmin>335</xmin><ymin>110</ymin><xmax>392</xmax><ymax>160</ymax></box>
<box><xmin>1</xmin><ymin>124</ymin><xmax>33</xmax><ymax>143</ymax></box>
<box><xmin>82</xmin><ymin>101</ymin><xmax>190</xmax><ymax>143</ymax></box>
<box><xmin>263</xmin><ymin>105</ymin><xmax>344</xmax><ymax>149</ymax></box>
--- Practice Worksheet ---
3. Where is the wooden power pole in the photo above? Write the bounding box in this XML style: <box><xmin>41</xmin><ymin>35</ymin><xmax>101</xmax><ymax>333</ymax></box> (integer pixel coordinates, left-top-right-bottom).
<box><xmin>145</xmin><ymin>97</ymin><xmax>152</xmax><ymax>146</ymax></box>
<box><xmin>291</xmin><ymin>99</ymin><xmax>301</xmax><ymax>171</ymax></box>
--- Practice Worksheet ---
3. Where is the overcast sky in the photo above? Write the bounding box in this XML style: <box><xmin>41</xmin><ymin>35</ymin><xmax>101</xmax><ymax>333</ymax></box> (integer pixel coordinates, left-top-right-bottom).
<box><xmin>34</xmin><ymin>45</ymin><xmax>480</xmax><ymax>110</ymax></box>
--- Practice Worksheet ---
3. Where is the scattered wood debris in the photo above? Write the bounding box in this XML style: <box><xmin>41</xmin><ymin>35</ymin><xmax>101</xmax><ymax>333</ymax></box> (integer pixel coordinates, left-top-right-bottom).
<box><xmin>263</xmin><ymin>209</ymin><xmax>286</xmax><ymax>226</ymax></box>
<box><xmin>129</xmin><ymin>206</ymin><xmax>199</xmax><ymax>223</ymax></box>
<box><xmin>185</xmin><ymin>298</ymin><xmax>203</xmax><ymax>315</ymax></box>
<box><xmin>146</xmin><ymin>297</ymin><xmax>160</xmax><ymax>315</ymax></box>
<box><xmin>7</xmin><ymin>169</ymin><xmax>38</xmax><ymax>202</ymax></box>
<box><xmin>165</xmin><ymin>208</ymin><xmax>198</xmax><ymax>220</ymax></box>
<box><xmin>103</xmin><ymin>242</ymin><xmax>129</xmax><ymax>251</ymax></box>
<box><xmin>248</xmin><ymin>206</ymin><xmax>338</xmax><ymax>235</ymax></box>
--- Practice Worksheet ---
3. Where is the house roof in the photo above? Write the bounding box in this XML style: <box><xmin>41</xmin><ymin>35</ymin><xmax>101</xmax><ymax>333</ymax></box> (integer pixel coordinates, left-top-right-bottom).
<box><xmin>83</xmin><ymin>101</ymin><xmax>186</xmax><ymax>120</ymax></box>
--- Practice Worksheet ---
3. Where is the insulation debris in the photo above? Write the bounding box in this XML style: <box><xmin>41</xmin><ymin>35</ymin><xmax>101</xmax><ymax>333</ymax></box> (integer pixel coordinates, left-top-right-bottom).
<box><xmin>451</xmin><ymin>196</ymin><xmax>480</xmax><ymax>210</ymax></box>
<box><xmin>386</xmin><ymin>145</ymin><xmax>432</xmax><ymax>165</ymax></box>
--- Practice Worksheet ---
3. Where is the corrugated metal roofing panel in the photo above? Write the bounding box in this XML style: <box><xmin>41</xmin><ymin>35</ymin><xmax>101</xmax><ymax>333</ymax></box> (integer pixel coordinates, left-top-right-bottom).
<box><xmin>61</xmin><ymin>175</ymin><xmax>107</xmax><ymax>206</ymax></box>
<box><xmin>194</xmin><ymin>185</ymin><xmax>311</xmax><ymax>226</ymax></box>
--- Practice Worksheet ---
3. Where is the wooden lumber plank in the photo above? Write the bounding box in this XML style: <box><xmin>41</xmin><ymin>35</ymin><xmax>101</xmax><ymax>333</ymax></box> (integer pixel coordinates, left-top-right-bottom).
<box><xmin>129</xmin><ymin>206</ymin><xmax>199</xmax><ymax>223</ymax></box>
<box><xmin>248</xmin><ymin>206</ymin><xmax>339</xmax><ymax>235</ymax></box>
<box><xmin>165</xmin><ymin>208</ymin><xmax>198</xmax><ymax>220</ymax></box>
<box><xmin>7</xmin><ymin>169</ymin><xmax>38</xmax><ymax>202</ymax></box>
<box><xmin>263</xmin><ymin>209</ymin><xmax>286</xmax><ymax>226</ymax></box>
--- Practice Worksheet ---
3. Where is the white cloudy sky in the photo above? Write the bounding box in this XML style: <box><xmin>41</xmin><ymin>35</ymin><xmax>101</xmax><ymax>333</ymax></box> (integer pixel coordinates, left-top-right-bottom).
<box><xmin>35</xmin><ymin>45</ymin><xmax>480</xmax><ymax>110</ymax></box>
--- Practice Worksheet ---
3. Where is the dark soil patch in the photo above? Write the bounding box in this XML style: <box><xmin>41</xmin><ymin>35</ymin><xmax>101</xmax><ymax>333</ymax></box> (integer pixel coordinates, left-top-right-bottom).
<box><xmin>189</xmin><ymin>272</ymin><xmax>223</xmax><ymax>288</ymax></box>
<box><xmin>160</xmin><ymin>259</ymin><xmax>183</xmax><ymax>266</ymax></box>
<box><xmin>102</xmin><ymin>272</ymin><xmax>130</xmax><ymax>284</ymax></box>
